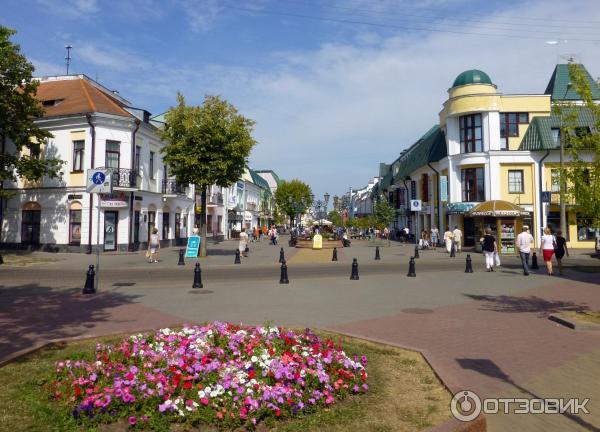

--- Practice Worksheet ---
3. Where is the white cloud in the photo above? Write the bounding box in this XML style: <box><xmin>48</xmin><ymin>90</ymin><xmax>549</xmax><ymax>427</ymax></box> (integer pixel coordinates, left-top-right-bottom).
<box><xmin>30</xmin><ymin>58</ymin><xmax>65</xmax><ymax>76</ymax></box>
<box><xmin>76</xmin><ymin>43</ymin><xmax>151</xmax><ymax>73</ymax></box>
<box><xmin>36</xmin><ymin>0</ymin><xmax>98</xmax><ymax>17</ymax></box>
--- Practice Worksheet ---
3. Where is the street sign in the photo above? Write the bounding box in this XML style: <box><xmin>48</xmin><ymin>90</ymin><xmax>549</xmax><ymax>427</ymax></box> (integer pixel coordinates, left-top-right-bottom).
<box><xmin>86</xmin><ymin>169</ymin><xmax>112</xmax><ymax>193</ymax></box>
<box><xmin>440</xmin><ymin>176</ymin><xmax>448</xmax><ymax>202</ymax></box>
<box><xmin>185</xmin><ymin>235</ymin><xmax>201</xmax><ymax>258</ymax></box>
<box><xmin>410</xmin><ymin>199</ymin><xmax>422</xmax><ymax>211</ymax></box>
<box><xmin>542</xmin><ymin>191</ymin><xmax>551</xmax><ymax>203</ymax></box>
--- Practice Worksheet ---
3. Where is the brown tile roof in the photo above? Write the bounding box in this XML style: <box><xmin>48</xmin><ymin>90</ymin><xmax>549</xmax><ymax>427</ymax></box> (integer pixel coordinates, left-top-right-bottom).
<box><xmin>35</xmin><ymin>77</ymin><xmax>133</xmax><ymax>118</ymax></box>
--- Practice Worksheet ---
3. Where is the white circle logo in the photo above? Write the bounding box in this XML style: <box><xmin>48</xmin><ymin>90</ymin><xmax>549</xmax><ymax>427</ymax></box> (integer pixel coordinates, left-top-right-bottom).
<box><xmin>450</xmin><ymin>390</ymin><xmax>481</xmax><ymax>422</ymax></box>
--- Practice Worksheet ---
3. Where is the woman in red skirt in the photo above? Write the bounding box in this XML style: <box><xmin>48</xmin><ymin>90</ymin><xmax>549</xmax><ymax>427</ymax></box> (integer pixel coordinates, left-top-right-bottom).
<box><xmin>539</xmin><ymin>227</ymin><xmax>556</xmax><ymax>275</ymax></box>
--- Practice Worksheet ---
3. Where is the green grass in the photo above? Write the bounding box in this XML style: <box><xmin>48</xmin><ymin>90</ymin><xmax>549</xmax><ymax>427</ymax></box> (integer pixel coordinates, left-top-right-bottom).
<box><xmin>0</xmin><ymin>332</ymin><xmax>452</xmax><ymax>432</ymax></box>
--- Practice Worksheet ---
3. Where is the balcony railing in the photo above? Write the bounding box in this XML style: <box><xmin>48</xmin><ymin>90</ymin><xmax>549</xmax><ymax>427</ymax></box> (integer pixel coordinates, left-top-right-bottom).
<box><xmin>101</xmin><ymin>167</ymin><xmax>137</xmax><ymax>189</ymax></box>
<box><xmin>162</xmin><ymin>179</ymin><xmax>186</xmax><ymax>195</ymax></box>
<box><xmin>208</xmin><ymin>192</ymin><xmax>223</xmax><ymax>205</ymax></box>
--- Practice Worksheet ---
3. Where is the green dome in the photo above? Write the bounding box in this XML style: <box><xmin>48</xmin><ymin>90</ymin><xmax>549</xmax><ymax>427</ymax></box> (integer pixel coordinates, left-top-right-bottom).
<box><xmin>452</xmin><ymin>69</ymin><xmax>493</xmax><ymax>87</ymax></box>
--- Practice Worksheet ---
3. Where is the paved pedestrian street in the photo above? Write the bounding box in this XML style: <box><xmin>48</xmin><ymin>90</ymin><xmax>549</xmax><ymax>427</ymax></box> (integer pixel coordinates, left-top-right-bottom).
<box><xmin>1</xmin><ymin>238</ymin><xmax>599</xmax><ymax>431</ymax></box>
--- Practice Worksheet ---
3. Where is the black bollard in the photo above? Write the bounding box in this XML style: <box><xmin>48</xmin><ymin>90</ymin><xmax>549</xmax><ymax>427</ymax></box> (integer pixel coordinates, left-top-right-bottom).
<box><xmin>234</xmin><ymin>249</ymin><xmax>241</xmax><ymax>264</ymax></box>
<box><xmin>192</xmin><ymin>262</ymin><xmax>203</xmax><ymax>288</ymax></box>
<box><xmin>279</xmin><ymin>247</ymin><xmax>285</xmax><ymax>263</ymax></box>
<box><xmin>465</xmin><ymin>254</ymin><xmax>473</xmax><ymax>273</ymax></box>
<box><xmin>350</xmin><ymin>258</ymin><xmax>359</xmax><ymax>280</ymax></box>
<box><xmin>407</xmin><ymin>257</ymin><xmax>416</xmax><ymax>277</ymax></box>
<box><xmin>0</xmin><ymin>253</ymin><xmax>3</xmax><ymax>265</ymax></box>
<box><xmin>178</xmin><ymin>249</ymin><xmax>185</xmax><ymax>266</ymax></box>
<box><xmin>450</xmin><ymin>244</ymin><xmax>456</xmax><ymax>258</ymax></box>
<box><xmin>279</xmin><ymin>259</ymin><xmax>289</xmax><ymax>284</ymax></box>
<box><xmin>375</xmin><ymin>246</ymin><xmax>381</xmax><ymax>260</ymax></box>
<box><xmin>531</xmin><ymin>252</ymin><xmax>539</xmax><ymax>270</ymax></box>
<box><xmin>332</xmin><ymin>247</ymin><xmax>338</xmax><ymax>261</ymax></box>
<box><xmin>82</xmin><ymin>265</ymin><xmax>96</xmax><ymax>294</ymax></box>
<box><xmin>414</xmin><ymin>245</ymin><xmax>420</xmax><ymax>259</ymax></box>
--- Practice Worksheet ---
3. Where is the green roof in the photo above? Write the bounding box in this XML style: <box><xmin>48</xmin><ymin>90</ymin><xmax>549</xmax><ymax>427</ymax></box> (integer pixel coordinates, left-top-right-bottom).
<box><xmin>248</xmin><ymin>168</ymin><xmax>271</xmax><ymax>193</ymax></box>
<box><xmin>452</xmin><ymin>69</ymin><xmax>493</xmax><ymax>87</ymax></box>
<box><xmin>254</xmin><ymin>169</ymin><xmax>282</xmax><ymax>185</ymax></box>
<box><xmin>544</xmin><ymin>64</ymin><xmax>600</xmax><ymax>101</ymax></box>
<box><xmin>394</xmin><ymin>125</ymin><xmax>447</xmax><ymax>182</ymax></box>
<box><xmin>519</xmin><ymin>108</ymin><xmax>597</xmax><ymax>151</ymax></box>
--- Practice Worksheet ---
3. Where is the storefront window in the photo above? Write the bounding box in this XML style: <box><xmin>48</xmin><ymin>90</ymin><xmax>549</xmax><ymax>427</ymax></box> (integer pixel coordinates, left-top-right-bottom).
<box><xmin>576</xmin><ymin>215</ymin><xmax>598</xmax><ymax>241</ymax></box>
<box><xmin>69</xmin><ymin>209</ymin><xmax>82</xmax><ymax>245</ymax></box>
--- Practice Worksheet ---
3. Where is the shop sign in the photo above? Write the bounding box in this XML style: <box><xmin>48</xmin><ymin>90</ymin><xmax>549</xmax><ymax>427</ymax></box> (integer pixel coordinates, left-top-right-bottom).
<box><xmin>420</xmin><ymin>205</ymin><xmax>431</xmax><ymax>213</ymax></box>
<box><xmin>99</xmin><ymin>192</ymin><xmax>128</xmax><ymax>208</ymax></box>
<box><xmin>447</xmin><ymin>202</ymin><xmax>476</xmax><ymax>214</ymax></box>
<box><xmin>410</xmin><ymin>181</ymin><xmax>417</xmax><ymax>200</ymax></box>
<box><xmin>440</xmin><ymin>176</ymin><xmax>448</xmax><ymax>202</ymax></box>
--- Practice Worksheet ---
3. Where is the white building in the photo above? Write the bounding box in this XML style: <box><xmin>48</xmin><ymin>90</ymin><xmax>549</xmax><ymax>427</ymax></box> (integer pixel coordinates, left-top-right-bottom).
<box><xmin>1</xmin><ymin>75</ymin><xmax>194</xmax><ymax>252</ymax></box>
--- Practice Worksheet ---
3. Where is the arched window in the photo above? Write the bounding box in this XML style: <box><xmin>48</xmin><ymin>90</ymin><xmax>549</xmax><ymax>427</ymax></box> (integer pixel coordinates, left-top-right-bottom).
<box><xmin>69</xmin><ymin>201</ymin><xmax>82</xmax><ymax>245</ymax></box>
<box><xmin>21</xmin><ymin>202</ymin><xmax>41</xmax><ymax>245</ymax></box>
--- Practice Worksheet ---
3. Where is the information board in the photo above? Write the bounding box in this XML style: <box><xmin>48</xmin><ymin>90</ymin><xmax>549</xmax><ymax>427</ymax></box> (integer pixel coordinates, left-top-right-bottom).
<box><xmin>185</xmin><ymin>235</ymin><xmax>201</xmax><ymax>258</ymax></box>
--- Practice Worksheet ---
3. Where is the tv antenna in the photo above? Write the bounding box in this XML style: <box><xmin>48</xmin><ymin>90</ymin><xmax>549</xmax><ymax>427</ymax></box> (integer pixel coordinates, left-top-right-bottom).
<box><xmin>65</xmin><ymin>45</ymin><xmax>72</xmax><ymax>74</ymax></box>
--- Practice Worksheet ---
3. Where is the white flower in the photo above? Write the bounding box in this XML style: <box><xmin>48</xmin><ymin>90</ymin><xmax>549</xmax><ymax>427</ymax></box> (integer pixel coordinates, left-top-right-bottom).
<box><xmin>251</xmin><ymin>356</ymin><xmax>258</xmax><ymax>363</ymax></box>
<box><xmin>198</xmin><ymin>390</ymin><xmax>205</xmax><ymax>398</ymax></box>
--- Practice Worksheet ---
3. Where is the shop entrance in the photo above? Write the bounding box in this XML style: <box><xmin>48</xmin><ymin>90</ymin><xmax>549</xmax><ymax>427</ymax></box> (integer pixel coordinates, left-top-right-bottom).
<box><xmin>104</xmin><ymin>211</ymin><xmax>118</xmax><ymax>251</ymax></box>
<box><xmin>464</xmin><ymin>217</ymin><xmax>475</xmax><ymax>247</ymax></box>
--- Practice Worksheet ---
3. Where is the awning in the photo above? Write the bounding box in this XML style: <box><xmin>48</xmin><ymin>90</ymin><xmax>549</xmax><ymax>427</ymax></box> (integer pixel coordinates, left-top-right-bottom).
<box><xmin>446</xmin><ymin>202</ymin><xmax>476</xmax><ymax>214</ymax></box>
<box><xmin>468</xmin><ymin>200</ymin><xmax>530</xmax><ymax>217</ymax></box>
<box><xmin>313</xmin><ymin>219</ymin><xmax>333</xmax><ymax>226</ymax></box>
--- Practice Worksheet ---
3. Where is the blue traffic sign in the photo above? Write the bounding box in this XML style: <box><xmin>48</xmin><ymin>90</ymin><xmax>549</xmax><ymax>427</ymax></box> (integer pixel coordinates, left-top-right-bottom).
<box><xmin>185</xmin><ymin>235</ymin><xmax>201</xmax><ymax>258</ymax></box>
<box><xmin>92</xmin><ymin>172</ymin><xmax>106</xmax><ymax>185</ymax></box>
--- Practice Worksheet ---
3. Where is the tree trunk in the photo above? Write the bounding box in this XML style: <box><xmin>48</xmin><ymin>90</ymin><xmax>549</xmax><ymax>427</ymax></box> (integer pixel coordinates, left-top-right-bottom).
<box><xmin>200</xmin><ymin>185</ymin><xmax>208</xmax><ymax>257</ymax></box>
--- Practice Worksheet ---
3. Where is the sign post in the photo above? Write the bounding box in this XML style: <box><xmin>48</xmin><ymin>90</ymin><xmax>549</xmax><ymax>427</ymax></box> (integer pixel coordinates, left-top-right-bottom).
<box><xmin>86</xmin><ymin>169</ymin><xmax>112</xmax><ymax>291</ymax></box>
<box><xmin>410</xmin><ymin>200</ymin><xmax>422</xmax><ymax>245</ymax></box>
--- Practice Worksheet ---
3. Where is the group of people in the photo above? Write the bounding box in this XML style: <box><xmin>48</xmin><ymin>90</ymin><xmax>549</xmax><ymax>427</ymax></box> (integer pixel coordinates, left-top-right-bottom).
<box><xmin>238</xmin><ymin>225</ymin><xmax>280</xmax><ymax>259</ymax></box>
<box><xmin>416</xmin><ymin>225</ymin><xmax>462</xmax><ymax>253</ymax></box>
<box><xmin>481</xmin><ymin>225</ymin><xmax>569</xmax><ymax>275</ymax></box>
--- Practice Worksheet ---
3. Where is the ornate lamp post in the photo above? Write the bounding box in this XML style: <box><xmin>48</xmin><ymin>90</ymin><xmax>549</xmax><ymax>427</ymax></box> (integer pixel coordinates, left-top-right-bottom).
<box><xmin>312</xmin><ymin>193</ymin><xmax>330</xmax><ymax>227</ymax></box>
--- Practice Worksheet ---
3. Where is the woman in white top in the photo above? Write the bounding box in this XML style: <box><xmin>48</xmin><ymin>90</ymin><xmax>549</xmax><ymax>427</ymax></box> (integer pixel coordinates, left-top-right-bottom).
<box><xmin>239</xmin><ymin>228</ymin><xmax>249</xmax><ymax>258</ymax></box>
<box><xmin>148</xmin><ymin>227</ymin><xmax>160</xmax><ymax>263</ymax></box>
<box><xmin>539</xmin><ymin>227</ymin><xmax>556</xmax><ymax>276</ymax></box>
<box><xmin>443</xmin><ymin>229</ymin><xmax>454</xmax><ymax>253</ymax></box>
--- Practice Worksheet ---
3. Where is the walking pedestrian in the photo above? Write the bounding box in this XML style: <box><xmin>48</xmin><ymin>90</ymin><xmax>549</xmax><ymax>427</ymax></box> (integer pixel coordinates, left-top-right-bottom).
<box><xmin>147</xmin><ymin>228</ymin><xmax>160</xmax><ymax>263</ymax></box>
<box><xmin>239</xmin><ymin>228</ymin><xmax>249</xmax><ymax>258</ymax></box>
<box><xmin>517</xmin><ymin>225</ymin><xmax>534</xmax><ymax>275</ymax></box>
<box><xmin>554</xmin><ymin>230</ymin><xmax>569</xmax><ymax>275</ymax></box>
<box><xmin>540</xmin><ymin>227</ymin><xmax>556</xmax><ymax>276</ymax></box>
<box><xmin>430</xmin><ymin>225</ymin><xmax>439</xmax><ymax>250</ymax></box>
<box><xmin>452</xmin><ymin>226</ymin><xmax>463</xmax><ymax>253</ymax></box>
<box><xmin>444</xmin><ymin>227</ymin><xmax>454</xmax><ymax>253</ymax></box>
<box><xmin>481</xmin><ymin>228</ymin><xmax>497</xmax><ymax>271</ymax></box>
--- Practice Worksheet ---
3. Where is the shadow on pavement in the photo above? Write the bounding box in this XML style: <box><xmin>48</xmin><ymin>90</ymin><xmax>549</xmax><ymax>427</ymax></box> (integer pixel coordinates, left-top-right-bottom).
<box><xmin>0</xmin><ymin>284</ymin><xmax>141</xmax><ymax>362</ymax></box>
<box><xmin>457</xmin><ymin>358</ymin><xmax>600</xmax><ymax>431</ymax></box>
<box><xmin>463</xmin><ymin>294</ymin><xmax>588</xmax><ymax>317</ymax></box>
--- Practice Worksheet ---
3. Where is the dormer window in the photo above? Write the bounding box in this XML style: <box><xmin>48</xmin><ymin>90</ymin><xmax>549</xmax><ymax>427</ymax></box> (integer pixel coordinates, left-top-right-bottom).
<box><xmin>42</xmin><ymin>99</ymin><xmax>64</xmax><ymax>107</ymax></box>
<box><xmin>459</xmin><ymin>114</ymin><xmax>482</xmax><ymax>153</ymax></box>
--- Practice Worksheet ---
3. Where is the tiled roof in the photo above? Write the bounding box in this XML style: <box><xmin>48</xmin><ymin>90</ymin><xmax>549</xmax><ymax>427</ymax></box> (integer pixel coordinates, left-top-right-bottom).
<box><xmin>36</xmin><ymin>77</ymin><xmax>133</xmax><ymax>118</ymax></box>
<box><xmin>519</xmin><ymin>107</ymin><xmax>597</xmax><ymax>151</ymax></box>
<box><xmin>248</xmin><ymin>168</ymin><xmax>271</xmax><ymax>192</ymax></box>
<box><xmin>544</xmin><ymin>64</ymin><xmax>600</xmax><ymax>101</ymax></box>
<box><xmin>394</xmin><ymin>125</ymin><xmax>447</xmax><ymax>182</ymax></box>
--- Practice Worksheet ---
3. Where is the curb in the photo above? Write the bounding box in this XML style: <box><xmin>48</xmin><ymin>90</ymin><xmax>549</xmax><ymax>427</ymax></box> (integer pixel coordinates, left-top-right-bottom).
<box><xmin>318</xmin><ymin>327</ymin><xmax>486</xmax><ymax>432</ymax></box>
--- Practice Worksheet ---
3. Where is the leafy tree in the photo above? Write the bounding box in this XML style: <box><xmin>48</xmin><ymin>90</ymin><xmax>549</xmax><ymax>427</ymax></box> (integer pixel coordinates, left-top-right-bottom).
<box><xmin>372</xmin><ymin>199</ymin><xmax>395</xmax><ymax>231</ymax></box>
<box><xmin>0</xmin><ymin>26</ymin><xmax>64</xmax><ymax>229</ymax></box>
<box><xmin>160</xmin><ymin>93</ymin><xmax>256</xmax><ymax>256</ymax></box>
<box><xmin>274</xmin><ymin>180</ymin><xmax>313</xmax><ymax>226</ymax></box>
<box><xmin>327</xmin><ymin>210</ymin><xmax>343</xmax><ymax>227</ymax></box>
<box><xmin>559</xmin><ymin>64</ymin><xmax>600</xmax><ymax>231</ymax></box>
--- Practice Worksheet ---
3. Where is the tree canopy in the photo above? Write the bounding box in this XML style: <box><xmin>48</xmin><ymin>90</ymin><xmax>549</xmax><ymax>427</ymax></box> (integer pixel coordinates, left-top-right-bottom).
<box><xmin>327</xmin><ymin>210</ymin><xmax>343</xmax><ymax>227</ymax></box>
<box><xmin>560</xmin><ymin>63</ymin><xmax>600</xmax><ymax>228</ymax></box>
<box><xmin>372</xmin><ymin>199</ymin><xmax>395</xmax><ymax>230</ymax></box>
<box><xmin>0</xmin><ymin>25</ymin><xmax>63</xmax><ymax>197</ymax></box>
<box><xmin>274</xmin><ymin>180</ymin><xmax>313</xmax><ymax>224</ymax></box>
<box><xmin>160</xmin><ymin>93</ymin><xmax>256</xmax><ymax>255</ymax></box>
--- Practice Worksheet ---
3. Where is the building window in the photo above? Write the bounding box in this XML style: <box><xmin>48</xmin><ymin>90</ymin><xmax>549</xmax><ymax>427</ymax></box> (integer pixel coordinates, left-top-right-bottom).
<box><xmin>217</xmin><ymin>215</ymin><xmax>222</xmax><ymax>233</ymax></box>
<box><xmin>162</xmin><ymin>212</ymin><xmax>169</xmax><ymax>240</ymax></box>
<box><xmin>105</xmin><ymin>140</ymin><xmax>120</xmax><ymax>169</ymax></box>
<box><xmin>149</xmin><ymin>151</ymin><xmax>155</xmax><ymax>179</ymax></box>
<box><xmin>207</xmin><ymin>214</ymin><xmax>213</xmax><ymax>233</ymax></box>
<box><xmin>499</xmin><ymin>113</ymin><xmax>527</xmax><ymax>150</ymax></box>
<box><xmin>69</xmin><ymin>207</ymin><xmax>82</xmax><ymax>245</ymax></box>
<box><xmin>21</xmin><ymin>202</ymin><xmax>41</xmax><ymax>245</ymax></box>
<box><xmin>72</xmin><ymin>140</ymin><xmax>84</xmax><ymax>172</ymax></box>
<box><xmin>422</xmin><ymin>174</ymin><xmax>429</xmax><ymax>202</ymax></box>
<box><xmin>508</xmin><ymin>170</ymin><xmax>524</xmax><ymax>193</ymax></box>
<box><xmin>576</xmin><ymin>215</ymin><xmax>599</xmax><ymax>241</ymax></box>
<box><xmin>459</xmin><ymin>114</ymin><xmax>482</xmax><ymax>153</ymax></box>
<box><xmin>175</xmin><ymin>213</ymin><xmax>181</xmax><ymax>239</ymax></box>
<box><xmin>135</xmin><ymin>145</ymin><xmax>141</xmax><ymax>175</ymax></box>
<box><xmin>461</xmin><ymin>167</ymin><xmax>485</xmax><ymax>202</ymax></box>
<box><xmin>551</xmin><ymin>128</ymin><xmax>560</xmax><ymax>145</ymax></box>
<box><xmin>551</xmin><ymin>169</ymin><xmax>560</xmax><ymax>192</ymax></box>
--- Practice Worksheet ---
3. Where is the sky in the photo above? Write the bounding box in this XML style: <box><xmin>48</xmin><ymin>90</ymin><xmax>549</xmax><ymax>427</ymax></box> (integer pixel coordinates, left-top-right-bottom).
<box><xmin>2</xmin><ymin>0</ymin><xmax>600</xmax><ymax>201</ymax></box>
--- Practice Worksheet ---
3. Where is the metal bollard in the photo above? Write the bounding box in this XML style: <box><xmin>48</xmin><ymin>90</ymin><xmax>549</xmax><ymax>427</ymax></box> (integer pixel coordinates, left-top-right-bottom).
<box><xmin>350</xmin><ymin>258</ymin><xmax>359</xmax><ymax>280</ymax></box>
<box><xmin>192</xmin><ymin>262</ymin><xmax>203</xmax><ymax>288</ymax></box>
<box><xmin>465</xmin><ymin>254</ymin><xmax>473</xmax><ymax>273</ymax></box>
<box><xmin>279</xmin><ymin>259</ymin><xmax>289</xmax><ymax>284</ymax></box>
<box><xmin>375</xmin><ymin>246</ymin><xmax>381</xmax><ymax>260</ymax></box>
<box><xmin>407</xmin><ymin>257</ymin><xmax>416</xmax><ymax>277</ymax></box>
<box><xmin>234</xmin><ymin>249</ymin><xmax>241</xmax><ymax>264</ymax></box>
<box><xmin>82</xmin><ymin>265</ymin><xmax>96</xmax><ymax>294</ymax></box>
<box><xmin>531</xmin><ymin>252</ymin><xmax>539</xmax><ymax>270</ymax></box>
<box><xmin>279</xmin><ymin>247</ymin><xmax>285</xmax><ymax>263</ymax></box>
<box><xmin>332</xmin><ymin>247</ymin><xmax>338</xmax><ymax>261</ymax></box>
<box><xmin>414</xmin><ymin>245</ymin><xmax>420</xmax><ymax>259</ymax></box>
<box><xmin>178</xmin><ymin>249</ymin><xmax>185</xmax><ymax>266</ymax></box>
<box><xmin>0</xmin><ymin>253</ymin><xmax>3</xmax><ymax>265</ymax></box>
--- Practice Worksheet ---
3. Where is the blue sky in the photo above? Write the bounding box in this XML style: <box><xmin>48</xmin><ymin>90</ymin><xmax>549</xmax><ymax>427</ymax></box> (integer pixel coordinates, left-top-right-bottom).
<box><xmin>3</xmin><ymin>0</ymin><xmax>600</xmax><ymax>200</ymax></box>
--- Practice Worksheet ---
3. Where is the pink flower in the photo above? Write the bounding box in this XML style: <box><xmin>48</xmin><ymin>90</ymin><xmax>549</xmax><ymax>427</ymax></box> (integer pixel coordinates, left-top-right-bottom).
<box><xmin>128</xmin><ymin>416</ymin><xmax>136</xmax><ymax>425</ymax></box>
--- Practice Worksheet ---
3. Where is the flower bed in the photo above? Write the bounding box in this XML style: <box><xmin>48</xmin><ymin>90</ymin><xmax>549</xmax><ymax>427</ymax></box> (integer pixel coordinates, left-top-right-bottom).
<box><xmin>49</xmin><ymin>322</ymin><xmax>368</xmax><ymax>429</ymax></box>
